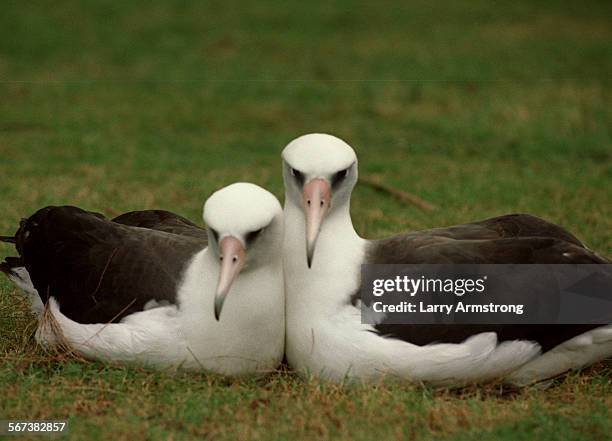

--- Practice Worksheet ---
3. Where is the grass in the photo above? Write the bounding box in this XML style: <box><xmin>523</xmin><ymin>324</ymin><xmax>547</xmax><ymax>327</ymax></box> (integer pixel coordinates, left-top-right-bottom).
<box><xmin>1</xmin><ymin>0</ymin><xmax>611</xmax><ymax>439</ymax></box>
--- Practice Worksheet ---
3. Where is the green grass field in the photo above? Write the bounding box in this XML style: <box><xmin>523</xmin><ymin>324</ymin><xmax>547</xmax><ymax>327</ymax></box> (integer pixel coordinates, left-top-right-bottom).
<box><xmin>1</xmin><ymin>1</ymin><xmax>611</xmax><ymax>439</ymax></box>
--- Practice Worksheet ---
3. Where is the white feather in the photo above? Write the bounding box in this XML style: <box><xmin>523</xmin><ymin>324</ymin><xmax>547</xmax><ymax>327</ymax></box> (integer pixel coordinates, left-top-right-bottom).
<box><xmin>7</xmin><ymin>267</ymin><xmax>44</xmax><ymax>314</ymax></box>
<box><xmin>506</xmin><ymin>325</ymin><xmax>612</xmax><ymax>386</ymax></box>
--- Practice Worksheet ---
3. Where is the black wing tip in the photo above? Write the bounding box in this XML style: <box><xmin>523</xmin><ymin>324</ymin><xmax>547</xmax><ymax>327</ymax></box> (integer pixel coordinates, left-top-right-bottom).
<box><xmin>0</xmin><ymin>235</ymin><xmax>16</xmax><ymax>244</ymax></box>
<box><xmin>0</xmin><ymin>257</ymin><xmax>21</xmax><ymax>276</ymax></box>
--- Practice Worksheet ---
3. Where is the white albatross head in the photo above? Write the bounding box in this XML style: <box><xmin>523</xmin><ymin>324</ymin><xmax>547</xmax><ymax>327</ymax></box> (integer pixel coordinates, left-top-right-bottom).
<box><xmin>281</xmin><ymin>133</ymin><xmax>358</xmax><ymax>267</ymax></box>
<box><xmin>203</xmin><ymin>182</ymin><xmax>283</xmax><ymax>320</ymax></box>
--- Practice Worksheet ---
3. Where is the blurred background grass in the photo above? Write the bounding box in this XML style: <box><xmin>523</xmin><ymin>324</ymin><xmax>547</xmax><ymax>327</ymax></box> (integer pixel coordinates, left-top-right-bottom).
<box><xmin>0</xmin><ymin>0</ymin><xmax>611</xmax><ymax>439</ymax></box>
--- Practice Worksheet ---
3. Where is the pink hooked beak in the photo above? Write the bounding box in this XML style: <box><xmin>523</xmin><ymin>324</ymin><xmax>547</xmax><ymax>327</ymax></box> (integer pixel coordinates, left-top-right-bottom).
<box><xmin>303</xmin><ymin>178</ymin><xmax>331</xmax><ymax>268</ymax></box>
<box><xmin>214</xmin><ymin>236</ymin><xmax>246</xmax><ymax>320</ymax></box>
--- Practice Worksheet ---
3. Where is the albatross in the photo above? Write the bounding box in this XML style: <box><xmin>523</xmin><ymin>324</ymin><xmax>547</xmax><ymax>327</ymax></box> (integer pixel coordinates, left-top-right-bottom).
<box><xmin>281</xmin><ymin>133</ymin><xmax>612</xmax><ymax>386</ymax></box>
<box><xmin>0</xmin><ymin>182</ymin><xmax>285</xmax><ymax>376</ymax></box>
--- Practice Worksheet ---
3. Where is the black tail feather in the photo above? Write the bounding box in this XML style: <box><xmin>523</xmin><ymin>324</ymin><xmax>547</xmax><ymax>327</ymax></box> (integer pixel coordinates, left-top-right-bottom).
<box><xmin>0</xmin><ymin>260</ymin><xmax>13</xmax><ymax>275</ymax></box>
<box><xmin>0</xmin><ymin>235</ymin><xmax>16</xmax><ymax>244</ymax></box>
<box><xmin>0</xmin><ymin>256</ymin><xmax>23</xmax><ymax>275</ymax></box>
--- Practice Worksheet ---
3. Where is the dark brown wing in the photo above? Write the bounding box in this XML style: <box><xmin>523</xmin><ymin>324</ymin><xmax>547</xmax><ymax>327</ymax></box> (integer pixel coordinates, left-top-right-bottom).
<box><xmin>112</xmin><ymin>210</ymin><xmax>208</xmax><ymax>243</ymax></box>
<box><xmin>11</xmin><ymin>206</ymin><xmax>206</xmax><ymax>324</ymax></box>
<box><xmin>365</xmin><ymin>214</ymin><xmax>610</xmax><ymax>352</ymax></box>
<box><xmin>367</xmin><ymin>214</ymin><xmax>607</xmax><ymax>265</ymax></box>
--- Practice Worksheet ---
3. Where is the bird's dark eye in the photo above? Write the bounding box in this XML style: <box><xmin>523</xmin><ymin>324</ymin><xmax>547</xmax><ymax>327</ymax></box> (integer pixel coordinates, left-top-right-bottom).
<box><xmin>210</xmin><ymin>228</ymin><xmax>219</xmax><ymax>242</ymax></box>
<box><xmin>291</xmin><ymin>168</ymin><xmax>305</xmax><ymax>186</ymax></box>
<box><xmin>245</xmin><ymin>228</ymin><xmax>264</xmax><ymax>245</ymax></box>
<box><xmin>331</xmin><ymin>167</ymin><xmax>350</xmax><ymax>189</ymax></box>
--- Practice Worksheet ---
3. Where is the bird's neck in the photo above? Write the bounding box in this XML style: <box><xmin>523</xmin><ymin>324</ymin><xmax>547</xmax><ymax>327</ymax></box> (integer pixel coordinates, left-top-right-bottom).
<box><xmin>172</xmin><ymin>248</ymin><xmax>284</xmax><ymax>374</ymax></box>
<box><xmin>283</xmin><ymin>199</ymin><xmax>366</xmax><ymax>312</ymax></box>
<box><xmin>179</xmin><ymin>248</ymin><xmax>284</xmax><ymax>329</ymax></box>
